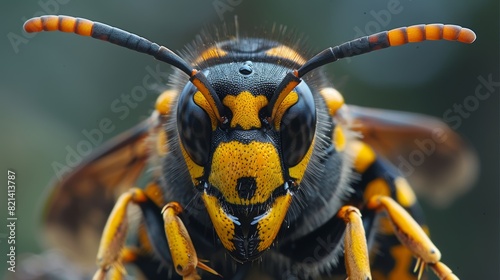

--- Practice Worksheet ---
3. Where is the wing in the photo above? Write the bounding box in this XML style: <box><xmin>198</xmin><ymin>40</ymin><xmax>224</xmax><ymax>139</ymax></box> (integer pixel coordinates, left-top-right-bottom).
<box><xmin>346</xmin><ymin>105</ymin><xmax>478</xmax><ymax>207</ymax></box>
<box><xmin>42</xmin><ymin>112</ymin><xmax>161</xmax><ymax>271</ymax></box>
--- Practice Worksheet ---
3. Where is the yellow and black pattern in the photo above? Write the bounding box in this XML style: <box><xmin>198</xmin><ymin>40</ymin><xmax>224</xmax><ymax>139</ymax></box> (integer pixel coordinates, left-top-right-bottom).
<box><xmin>23</xmin><ymin>15</ymin><xmax>475</xmax><ymax>280</ymax></box>
<box><xmin>170</xmin><ymin>38</ymin><xmax>322</xmax><ymax>262</ymax></box>
<box><xmin>349</xmin><ymin>140</ymin><xmax>427</xmax><ymax>280</ymax></box>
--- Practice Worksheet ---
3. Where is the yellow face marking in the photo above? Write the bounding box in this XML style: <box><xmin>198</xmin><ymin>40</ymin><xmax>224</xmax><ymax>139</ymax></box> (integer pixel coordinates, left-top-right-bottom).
<box><xmin>265</xmin><ymin>45</ymin><xmax>307</xmax><ymax>65</ymax></box>
<box><xmin>319</xmin><ymin>87</ymin><xmax>345</xmax><ymax>116</ymax></box>
<box><xmin>271</xmin><ymin>79</ymin><xmax>300</xmax><ymax>121</ymax></box>
<box><xmin>209</xmin><ymin>141</ymin><xmax>284</xmax><ymax>205</ymax></box>
<box><xmin>193</xmin><ymin>91</ymin><xmax>218</xmax><ymax>130</ymax></box>
<box><xmin>194</xmin><ymin>46</ymin><xmax>228</xmax><ymax>64</ymax></box>
<box><xmin>394</xmin><ymin>177</ymin><xmax>417</xmax><ymax>208</ymax></box>
<box><xmin>350</xmin><ymin>141</ymin><xmax>376</xmax><ymax>173</ymax></box>
<box><xmin>333</xmin><ymin>125</ymin><xmax>346</xmax><ymax>152</ymax></box>
<box><xmin>273</xmin><ymin>91</ymin><xmax>298</xmax><ymax>130</ymax></box>
<box><xmin>191</xmin><ymin>76</ymin><xmax>222</xmax><ymax>121</ymax></box>
<box><xmin>179</xmin><ymin>141</ymin><xmax>204</xmax><ymax>185</ymax></box>
<box><xmin>256</xmin><ymin>193</ymin><xmax>292</xmax><ymax>252</ymax></box>
<box><xmin>223</xmin><ymin>92</ymin><xmax>268</xmax><ymax>129</ymax></box>
<box><xmin>288</xmin><ymin>138</ymin><xmax>314</xmax><ymax>183</ymax></box>
<box><xmin>201</xmin><ymin>193</ymin><xmax>236</xmax><ymax>251</ymax></box>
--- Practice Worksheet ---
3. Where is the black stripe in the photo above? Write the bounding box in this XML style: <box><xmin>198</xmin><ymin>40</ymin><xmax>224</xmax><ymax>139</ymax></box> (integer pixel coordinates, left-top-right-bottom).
<box><xmin>40</xmin><ymin>16</ymin><xmax>48</xmax><ymax>31</ymax></box>
<box><xmin>401</xmin><ymin>27</ymin><xmax>409</xmax><ymax>44</ymax></box>
<box><xmin>74</xmin><ymin>18</ymin><xmax>80</xmax><ymax>33</ymax></box>
<box><xmin>57</xmin><ymin>15</ymin><xmax>63</xmax><ymax>32</ymax></box>
<box><xmin>368</xmin><ymin>32</ymin><xmax>390</xmax><ymax>50</ymax></box>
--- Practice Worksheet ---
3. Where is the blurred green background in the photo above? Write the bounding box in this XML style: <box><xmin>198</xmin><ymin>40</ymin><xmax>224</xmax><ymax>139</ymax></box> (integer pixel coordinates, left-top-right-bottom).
<box><xmin>1</xmin><ymin>0</ymin><xmax>498</xmax><ymax>279</ymax></box>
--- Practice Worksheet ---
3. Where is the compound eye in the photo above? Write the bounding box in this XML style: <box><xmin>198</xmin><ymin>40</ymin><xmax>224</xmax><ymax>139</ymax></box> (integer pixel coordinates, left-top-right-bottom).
<box><xmin>280</xmin><ymin>83</ymin><xmax>316</xmax><ymax>167</ymax></box>
<box><xmin>177</xmin><ymin>84</ymin><xmax>212</xmax><ymax>165</ymax></box>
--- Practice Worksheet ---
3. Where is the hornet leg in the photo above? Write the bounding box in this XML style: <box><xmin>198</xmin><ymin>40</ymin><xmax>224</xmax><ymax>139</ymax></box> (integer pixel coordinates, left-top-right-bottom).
<box><xmin>337</xmin><ymin>205</ymin><xmax>372</xmax><ymax>280</ymax></box>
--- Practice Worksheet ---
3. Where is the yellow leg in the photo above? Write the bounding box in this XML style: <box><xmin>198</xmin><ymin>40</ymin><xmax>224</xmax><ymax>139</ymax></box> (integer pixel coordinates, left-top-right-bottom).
<box><xmin>162</xmin><ymin>202</ymin><xmax>221</xmax><ymax>280</ymax></box>
<box><xmin>367</xmin><ymin>195</ymin><xmax>458</xmax><ymax>280</ymax></box>
<box><xmin>93</xmin><ymin>247</ymin><xmax>139</xmax><ymax>280</ymax></box>
<box><xmin>92</xmin><ymin>188</ymin><xmax>148</xmax><ymax>280</ymax></box>
<box><xmin>337</xmin><ymin>205</ymin><xmax>372</xmax><ymax>280</ymax></box>
<box><xmin>430</xmin><ymin>262</ymin><xmax>460</xmax><ymax>280</ymax></box>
